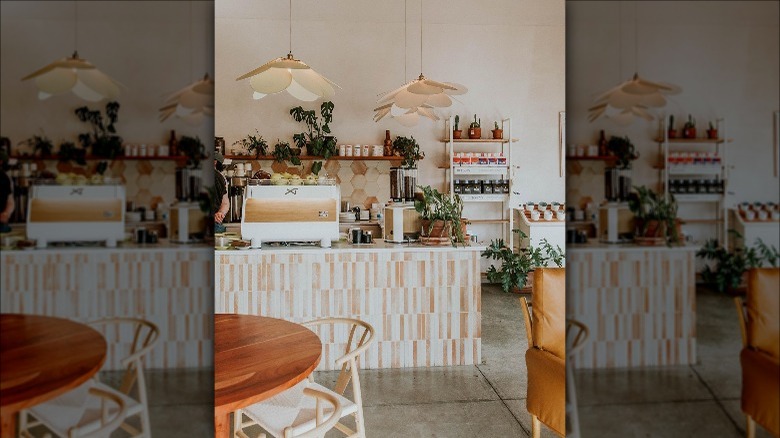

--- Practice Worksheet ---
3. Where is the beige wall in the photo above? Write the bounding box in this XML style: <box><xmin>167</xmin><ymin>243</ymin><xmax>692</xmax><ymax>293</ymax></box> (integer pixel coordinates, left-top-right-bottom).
<box><xmin>566</xmin><ymin>1</ymin><xmax>779</xmax><ymax>243</ymax></box>
<box><xmin>0</xmin><ymin>1</ymin><xmax>214</xmax><ymax>207</ymax></box>
<box><xmin>215</xmin><ymin>0</ymin><xmax>566</xmax><ymax>204</ymax></box>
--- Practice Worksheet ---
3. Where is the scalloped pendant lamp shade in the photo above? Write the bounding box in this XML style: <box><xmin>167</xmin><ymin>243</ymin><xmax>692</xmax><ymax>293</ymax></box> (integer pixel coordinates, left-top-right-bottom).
<box><xmin>21</xmin><ymin>51</ymin><xmax>121</xmax><ymax>102</ymax></box>
<box><xmin>159</xmin><ymin>73</ymin><xmax>214</xmax><ymax>125</ymax></box>
<box><xmin>588</xmin><ymin>73</ymin><xmax>681</xmax><ymax>124</ymax></box>
<box><xmin>237</xmin><ymin>52</ymin><xmax>338</xmax><ymax>101</ymax></box>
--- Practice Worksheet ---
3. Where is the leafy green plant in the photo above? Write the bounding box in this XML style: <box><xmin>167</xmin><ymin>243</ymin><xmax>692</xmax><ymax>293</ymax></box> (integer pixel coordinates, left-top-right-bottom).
<box><xmin>697</xmin><ymin>236</ymin><xmax>779</xmax><ymax>293</ymax></box>
<box><xmin>392</xmin><ymin>135</ymin><xmax>424</xmax><ymax>169</ymax></box>
<box><xmin>271</xmin><ymin>140</ymin><xmax>302</xmax><ymax>167</ymax></box>
<box><xmin>606</xmin><ymin>135</ymin><xmax>639</xmax><ymax>169</ymax></box>
<box><xmin>75</xmin><ymin>101</ymin><xmax>123</xmax><ymax>159</ymax></box>
<box><xmin>454</xmin><ymin>115</ymin><xmax>460</xmax><ymax>131</ymax></box>
<box><xmin>57</xmin><ymin>141</ymin><xmax>86</xmax><ymax>166</ymax></box>
<box><xmin>290</xmin><ymin>101</ymin><xmax>337</xmax><ymax>159</ymax></box>
<box><xmin>20</xmin><ymin>133</ymin><xmax>54</xmax><ymax>157</ymax></box>
<box><xmin>470</xmin><ymin>114</ymin><xmax>480</xmax><ymax>128</ymax></box>
<box><xmin>627</xmin><ymin>185</ymin><xmax>679</xmax><ymax>244</ymax></box>
<box><xmin>177</xmin><ymin>136</ymin><xmax>206</xmax><ymax>169</ymax></box>
<box><xmin>414</xmin><ymin>185</ymin><xmax>465</xmax><ymax>246</ymax></box>
<box><xmin>494</xmin><ymin>121</ymin><xmax>499</xmax><ymax>130</ymax></box>
<box><xmin>234</xmin><ymin>130</ymin><xmax>268</xmax><ymax>158</ymax></box>
<box><xmin>482</xmin><ymin>229</ymin><xmax>565</xmax><ymax>293</ymax></box>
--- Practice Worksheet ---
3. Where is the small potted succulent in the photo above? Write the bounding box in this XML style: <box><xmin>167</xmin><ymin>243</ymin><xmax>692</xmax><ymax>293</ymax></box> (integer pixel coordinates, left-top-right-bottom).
<box><xmin>453</xmin><ymin>115</ymin><xmax>463</xmax><ymax>139</ymax></box>
<box><xmin>491</xmin><ymin>121</ymin><xmax>503</xmax><ymax>140</ymax></box>
<box><xmin>682</xmin><ymin>114</ymin><xmax>696</xmax><ymax>139</ymax></box>
<box><xmin>706</xmin><ymin>121</ymin><xmax>718</xmax><ymax>140</ymax></box>
<box><xmin>667</xmin><ymin>115</ymin><xmax>677</xmax><ymax>139</ymax></box>
<box><xmin>468</xmin><ymin>114</ymin><xmax>481</xmax><ymax>139</ymax></box>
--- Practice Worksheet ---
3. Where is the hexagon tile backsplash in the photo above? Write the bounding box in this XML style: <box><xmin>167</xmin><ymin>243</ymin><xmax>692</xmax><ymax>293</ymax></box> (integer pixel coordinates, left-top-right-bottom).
<box><xmin>258</xmin><ymin>159</ymin><xmax>391</xmax><ymax>209</ymax></box>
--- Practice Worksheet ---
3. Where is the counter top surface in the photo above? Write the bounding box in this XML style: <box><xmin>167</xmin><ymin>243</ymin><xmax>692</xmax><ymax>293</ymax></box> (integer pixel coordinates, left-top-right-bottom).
<box><xmin>0</xmin><ymin>239</ymin><xmax>212</xmax><ymax>254</ymax></box>
<box><xmin>567</xmin><ymin>241</ymin><xmax>698</xmax><ymax>251</ymax></box>
<box><xmin>216</xmin><ymin>239</ymin><xmax>486</xmax><ymax>254</ymax></box>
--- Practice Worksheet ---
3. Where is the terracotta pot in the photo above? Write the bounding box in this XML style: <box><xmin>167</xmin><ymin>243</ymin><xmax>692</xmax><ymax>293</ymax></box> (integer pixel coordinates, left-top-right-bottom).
<box><xmin>682</xmin><ymin>127</ymin><xmax>696</xmax><ymax>139</ymax></box>
<box><xmin>468</xmin><ymin>127</ymin><xmax>481</xmax><ymax>139</ymax></box>
<box><xmin>491</xmin><ymin>129</ymin><xmax>503</xmax><ymax>140</ymax></box>
<box><xmin>668</xmin><ymin>129</ymin><xmax>677</xmax><ymax>139</ymax></box>
<box><xmin>706</xmin><ymin>129</ymin><xmax>718</xmax><ymax>139</ymax></box>
<box><xmin>636</xmin><ymin>219</ymin><xmax>666</xmax><ymax>238</ymax></box>
<box><xmin>453</xmin><ymin>130</ymin><xmax>463</xmax><ymax>139</ymax></box>
<box><xmin>421</xmin><ymin>219</ymin><xmax>467</xmax><ymax>241</ymax></box>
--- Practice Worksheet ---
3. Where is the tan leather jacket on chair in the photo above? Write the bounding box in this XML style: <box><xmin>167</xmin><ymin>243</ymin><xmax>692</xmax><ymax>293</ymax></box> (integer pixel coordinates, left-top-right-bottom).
<box><xmin>740</xmin><ymin>268</ymin><xmax>780</xmax><ymax>437</ymax></box>
<box><xmin>526</xmin><ymin>267</ymin><xmax>566</xmax><ymax>436</ymax></box>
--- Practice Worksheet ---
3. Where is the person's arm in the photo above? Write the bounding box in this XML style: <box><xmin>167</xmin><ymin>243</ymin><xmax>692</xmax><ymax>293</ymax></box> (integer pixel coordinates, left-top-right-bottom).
<box><xmin>0</xmin><ymin>193</ymin><xmax>14</xmax><ymax>223</ymax></box>
<box><xmin>214</xmin><ymin>193</ymin><xmax>229</xmax><ymax>223</ymax></box>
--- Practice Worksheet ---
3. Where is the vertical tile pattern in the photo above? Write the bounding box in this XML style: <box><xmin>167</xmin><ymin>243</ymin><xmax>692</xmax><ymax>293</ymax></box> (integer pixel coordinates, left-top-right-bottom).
<box><xmin>1</xmin><ymin>248</ymin><xmax>213</xmax><ymax>370</ymax></box>
<box><xmin>567</xmin><ymin>247</ymin><xmax>697</xmax><ymax>368</ymax></box>
<box><xmin>215</xmin><ymin>248</ymin><xmax>482</xmax><ymax>371</ymax></box>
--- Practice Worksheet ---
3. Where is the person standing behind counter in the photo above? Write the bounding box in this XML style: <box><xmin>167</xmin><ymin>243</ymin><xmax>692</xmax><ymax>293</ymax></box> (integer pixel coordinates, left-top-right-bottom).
<box><xmin>214</xmin><ymin>152</ymin><xmax>229</xmax><ymax>233</ymax></box>
<box><xmin>0</xmin><ymin>146</ymin><xmax>15</xmax><ymax>233</ymax></box>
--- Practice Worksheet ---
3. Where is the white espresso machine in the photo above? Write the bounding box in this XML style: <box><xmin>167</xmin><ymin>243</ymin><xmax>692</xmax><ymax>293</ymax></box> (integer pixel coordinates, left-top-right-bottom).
<box><xmin>27</xmin><ymin>184</ymin><xmax>126</xmax><ymax>248</ymax></box>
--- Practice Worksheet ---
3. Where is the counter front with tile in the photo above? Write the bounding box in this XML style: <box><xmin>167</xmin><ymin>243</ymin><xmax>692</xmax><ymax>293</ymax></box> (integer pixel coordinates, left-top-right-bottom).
<box><xmin>567</xmin><ymin>242</ymin><xmax>698</xmax><ymax>368</ymax></box>
<box><xmin>215</xmin><ymin>241</ymin><xmax>484</xmax><ymax>370</ymax></box>
<box><xmin>1</xmin><ymin>241</ymin><xmax>213</xmax><ymax>370</ymax></box>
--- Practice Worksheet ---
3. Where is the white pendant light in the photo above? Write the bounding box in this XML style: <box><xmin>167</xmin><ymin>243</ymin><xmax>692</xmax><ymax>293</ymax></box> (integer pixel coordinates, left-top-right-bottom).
<box><xmin>21</xmin><ymin>2</ymin><xmax>121</xmax><ymax>102</ymax></box>
<box><xmin>374</xmin><ymin>0</ymin><xmax>467</xmax><ymax>126</ymax></box>
<box><xmin>237</xmin><ymin>0</ymin><xmax>338</xmax><ymax>101</ymax></box>
<box><xmin>588</xmin><ymin>2</ymin><xmax>680</xmax><ymax>124</ymax></box>
<box><xmin>159</xmin><ymin>2</ymin><xmax>214</xmax><ymax>124</ymax></box>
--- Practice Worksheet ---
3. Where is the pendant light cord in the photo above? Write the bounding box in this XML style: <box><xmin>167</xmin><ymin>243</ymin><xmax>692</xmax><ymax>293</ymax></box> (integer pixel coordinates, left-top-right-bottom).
<box><xmin>189</xmin><ymin>1</ymin><xmax>193</xmax><ymax>82</ymax></box>
<box><xmin>73</xmin><ymin>0</ymin><xmax>78</xmax><ymax>56</ymax></box>
<box><xmin>289</xmin><ymin>0</ymin><xmax>293</xmax><ymax>55</ymax></box>
<box><xmin>634</xmin><ymin>1</ymin><xmax>638</xmax><ymax>76</ymax></box>
<box><xmin>420</xmin><ymin>0</ymin><xmax>423</xmax><ymax>76</ymax></box>
<box><xmin>618</xmin><ymin>1</ymin><xmax>622</xmax><ymax>81</ymax></box>
<box><xmin>404</xmin><ymin>0</ymin><xmax>407</xmax><ymax>82</ymax></box>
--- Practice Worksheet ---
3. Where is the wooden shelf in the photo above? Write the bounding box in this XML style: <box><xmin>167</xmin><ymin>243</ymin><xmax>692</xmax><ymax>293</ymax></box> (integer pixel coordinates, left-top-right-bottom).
<box><xmin>654</xmin><ymin>138</ymin><xmax>730</xmax><ymax>144</ymax></box>
<box><xmin>681</xmin><ymin>219</ymin><xmax>723</xmax><ymax>224</ymax></box>
<box><xmin>10</xmin><ymin>155</ymin><xmax>185</xmax><ymax>161</ymax></box>
<box><xmin>566</xmin><ymin>155</ymin><xmax>617</xmax><ymax>162</ymax></box>
<box><xmin>440</xmin><ymin>138</ymin><xmax>518</xmax><ymax>143</ymax></box>
<box><xmin>225</xmin><ymin>155</ymin><xmax>402</xmax><ymax>161</ymax></box>
<box><xmin>467</xmin><ymin>219</ymin><xmax>509</xmax><ymax>224</ymax></box>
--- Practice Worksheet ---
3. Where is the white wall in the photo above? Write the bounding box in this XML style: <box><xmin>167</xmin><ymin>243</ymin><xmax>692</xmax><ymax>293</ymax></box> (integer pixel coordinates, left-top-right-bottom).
<box><xmin>566</xmin><ymin>1</ymin><xmax>779</xmax><ymax>242</ymax></box>
<box><xmin>215</xmin><ymin>0</ymin><xmax>565</xmax><ymax>204</ymax></box>
<box><xmin>0</xmin><ymin>1</ymin><xmax>213</xmax><ymax>148</ymax></box>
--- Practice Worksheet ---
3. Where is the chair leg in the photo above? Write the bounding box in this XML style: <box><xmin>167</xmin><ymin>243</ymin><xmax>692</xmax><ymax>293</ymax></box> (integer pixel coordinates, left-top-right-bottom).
<box><xmin>532</xmin><ymin>415</ymin><xmax>541</xmax><ymax>438</ymax></box>
<box><xmin>745</xmin><ymin>415</ymin><xmax>755</xmax><ymax>438</ymax></box>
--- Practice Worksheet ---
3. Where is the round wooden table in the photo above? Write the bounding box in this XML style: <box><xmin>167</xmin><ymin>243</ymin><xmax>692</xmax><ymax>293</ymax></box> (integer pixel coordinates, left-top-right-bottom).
<box><xmin>0</xmin><ymin>314</ymin><xmax>107</xmax><ymax>438</ymax></box>
<box><xmin>214</xmin><ymin>314</ymin><xmax>322</xmax><ymax>437</ymax></box>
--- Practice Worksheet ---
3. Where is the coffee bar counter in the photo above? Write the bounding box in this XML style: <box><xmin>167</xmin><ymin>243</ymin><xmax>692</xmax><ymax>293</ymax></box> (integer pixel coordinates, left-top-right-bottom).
<box><xmin>215</xmin><ymin>241</ymin><xmax>484</xmax><ymax>370</ymax></box>
<box><xmin>566</xmin><ymin>242</ymin><xmax>697</xmax><ymax>369</ymax></box>
<box><xmin>1</xmin><ymin>240</ymin><xmax>213</xmax><ymax>370</ymax></box>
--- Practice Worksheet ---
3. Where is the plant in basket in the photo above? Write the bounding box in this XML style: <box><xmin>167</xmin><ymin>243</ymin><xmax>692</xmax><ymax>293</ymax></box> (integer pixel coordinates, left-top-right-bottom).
<box><xmin>414</xmin><ymin>185</ymin><xmax>466</xmax><ymax>246</ymax></box>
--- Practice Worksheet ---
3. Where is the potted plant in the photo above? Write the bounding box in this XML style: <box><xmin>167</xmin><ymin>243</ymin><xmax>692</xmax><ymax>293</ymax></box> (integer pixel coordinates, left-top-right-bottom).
<box><xmin>414</xmin><ymin>185</ymin><xmax>466</xmax><ymax>246</ymax></box>
<box><xmin>668</xmin><ymin>115</ymin><xmax>677</xmax><ymax>139</ymax></box>
<box><xmin>606</xmin><ymin>135</ymin><xmax>639</xmax><ymax>169</ymax></box>
<box><xmin>20</xmin><ymin>133</ymin><xmax>54</xmax><ymax>157</ymax></box>
<box><xmin>233</xmin><ymin>129</ymin><xmax>268</xmax><ymax>159</ymax></box>
<box><xmin>491</xmin><ymin>121</ymin><xmax>503</xmax><ymax>140</ymax></box>
<box><xmin>627</xmin><ymin>185</ymin><xmax>680</xmax><ymax>245</ymax></box>
<box><xmin>453</xmin><ymin>115</ymin><xmax>462</xmax><ymax>139</ymax></box>
<box><xmin>682</xmin><ymin>114</ymin><xmax>696</xmax><ymax>139</ymax></box>
<box><xmin>177</xmin><ymin>135</ymin><xmax>206</xmax><ymax>169</ymax></box>
<box><xmin>75</xmin><ymin>101</ymin><xmax>123</xmax><ymax>159</ymax></box>
<box><xmin>482</xmin><ymin>229</ymin><xmax>564</xmax><ymax>293</ymax></box>
<box><xmin>468</xmin><ymin>114</ymin><xmax>481</xmax><ymax>139</ymax></box>
<box><xmin>290</xmin><ymin>101</ymin><xmax>337</xmax><ymax>159</ymax></box>
<box><xmin>57</xmin><ymin>141</ymin><xmax>87</xmax><ymax>166</ymax></box>
<box><xmin>271</xmin><ymin>140</ymin><xmax>302</xmax><ymax>167</ymax></box>
<box><xmin>697</xmin><ymin>236</ymin><xmax>779</xmax><ymax>294</ymax></box>
<box><xmin>392</xmin><ymin>135</ymin><xmax>425</xmax><ymax>169</ymax></box>
<box><xmin>706</xmin><ymin>121</ymin><xmax>718</xmax><ymax>140</ymax></box>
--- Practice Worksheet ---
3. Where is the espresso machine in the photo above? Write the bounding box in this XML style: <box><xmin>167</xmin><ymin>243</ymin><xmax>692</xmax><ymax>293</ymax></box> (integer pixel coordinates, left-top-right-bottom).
<box><xmin>176</xmin><ymin>167</ymin><xmax>202</xmax><ymax>202</ymax></box>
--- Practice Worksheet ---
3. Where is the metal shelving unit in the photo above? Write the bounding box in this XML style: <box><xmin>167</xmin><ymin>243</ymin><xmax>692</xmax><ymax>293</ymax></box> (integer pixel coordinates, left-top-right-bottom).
<box><xmin>658</xmin><ymin>118</ymin><xmax>730</xmax><ymax>248</ymax></box>
<box><xmin>443</xmin><ymin>116</ymin><xmax>516</xmax><ymax>248</ymax></box>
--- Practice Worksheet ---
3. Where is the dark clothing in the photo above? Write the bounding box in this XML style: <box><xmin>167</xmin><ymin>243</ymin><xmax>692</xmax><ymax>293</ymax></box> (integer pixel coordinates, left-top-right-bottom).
<box><xmin>214</xmin><ymin>169</ymin><xmax>227</xmax><ymax>215</ymax></box>
<box><xmin>0</xmin><ymin>169</ymin><xmax>12</xmax><ymax>219</ymax></box>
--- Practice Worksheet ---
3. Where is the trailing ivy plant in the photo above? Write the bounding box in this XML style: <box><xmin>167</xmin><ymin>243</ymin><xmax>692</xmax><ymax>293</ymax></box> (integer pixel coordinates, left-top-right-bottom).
<box><xmin>271</xmin><ymin>140</ymin><xmax>302</xmax><ymax>167</ymax></box>
<box><xmin>697</xmin><ymin>235</ymin><xmax>779</xmax><ymax>293</ymax></box>
<box><xmin>290</xmin><ymin>101</ymin><xmax>337</xmax><ymax>159</ymax></box>
<box><xmin>233</xmin><ymin>129</ymin><xmax>268</xmax><ymax>158</ymax></box>
<box><xmin>178</xmin><ymin>136</ymin><xmax>206</xmax><ymax>169</ymax></box>
<box><xmin>482</xmin><ymin>229</ymin><xmax>565</xmax><ymax>293</ymax></box>
<box><xmin>75</xmin><ymin>101</ymin><xmax>123</xmax><ymax>159</ymax></box>
<box><xmin>392</xmin><ymin>135</ymin><xmax>424</xmax><ymax>169</ymax></box>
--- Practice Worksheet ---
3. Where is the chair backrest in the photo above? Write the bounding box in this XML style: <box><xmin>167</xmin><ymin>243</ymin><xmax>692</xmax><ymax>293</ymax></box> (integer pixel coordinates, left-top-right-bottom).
<box><xmin>744</xmin><ymin>268</ymin><xmax>780</xmax><ymax>359</ymax></box>
<box><xmin>283</xmin><ymin>387</ymin><xmax>343</xmax><ymax>438</ymax></box>
<box><xmin>531</xmin><ymin>268</ymin><xmax>566</xmax><ymax>359</ymax></box>
<box><xmin>88</xmin><ymin>318</ymin><xmax>160</xmax><ymax>402</ymax></box>
<box><xmin>69</xmin><ymin>386</ymin><xmax>126</xmax><ymax>438</ymax></box>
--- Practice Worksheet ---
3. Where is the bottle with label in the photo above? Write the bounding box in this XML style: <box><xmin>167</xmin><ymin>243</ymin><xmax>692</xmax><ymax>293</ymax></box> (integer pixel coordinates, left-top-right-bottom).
<box><xmin>169</xmin><ymin>130</ymin><xmax>178</xmax><ymax>156</ymax></box>
<box><xmin>598</xmin><ymin>129</ymin><xmax>607</xmax><ymax>156</ymax></box>
<box><xmin>383</xmin><ymin>130</ymin><xmax>393</xmax><ymax>156</ymax></box>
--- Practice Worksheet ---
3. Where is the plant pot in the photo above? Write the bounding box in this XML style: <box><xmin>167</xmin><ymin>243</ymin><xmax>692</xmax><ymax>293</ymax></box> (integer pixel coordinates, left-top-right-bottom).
<box><xmin>668</xmin><ymin>129</ymin><xmax>677</xmax><ymax>139</ymax></box>
<box><xmin>512</xmin><ymin>270</ymin><xmax>534</xmax><ymax>294</ymax></box>
<box><xmin>491</xmin><ymin>129</ymin><xmax>503</xmax><ymax>140</ymax></box>
<box><xmin>421</xmin><ymin>219</ymin><xmax>467</xmax><ymax>242</ymax></box>
<box><xmin>467</xmin><ymin>127</ymin><xmax>481</xmax><ymax>139</ymax></box>
<box><xmin>453</xmin><ymin>130</ymin><xmax>463</xmax><ymax>139</ymax></box>
<box><xmin>706</xmin><ymin>129</ymin><xmax>718</xmax><ymax>139</ymax></box>
<box><xmin>682</xmin><ymin>127</ymin><xmax>696</xmax><ymax>139</ymax></box>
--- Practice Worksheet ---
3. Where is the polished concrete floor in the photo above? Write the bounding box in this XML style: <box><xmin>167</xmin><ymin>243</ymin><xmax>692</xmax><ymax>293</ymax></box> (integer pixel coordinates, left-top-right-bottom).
<box><xmin>134</xmin><ymin>284</ymin><xmax>767</xmax><ymax>437</ymax></box>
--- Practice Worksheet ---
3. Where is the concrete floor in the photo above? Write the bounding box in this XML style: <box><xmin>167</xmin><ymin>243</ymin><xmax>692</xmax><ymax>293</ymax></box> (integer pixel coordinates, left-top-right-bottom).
<box><xmin>131</xmin><ymin>283</ymin><xmax>769</xmax><ymax>437</ymax></box>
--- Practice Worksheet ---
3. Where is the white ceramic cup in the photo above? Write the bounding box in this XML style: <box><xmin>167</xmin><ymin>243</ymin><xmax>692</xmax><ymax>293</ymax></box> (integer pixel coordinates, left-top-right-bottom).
<box><xmin>556</xmin><ymin>210</ymin><xmax>565</xmax><ymax>220</ymax></box>
<box><xmin>745</xmin><ymin>210</ymin><xmax>756</xmax><ymax>221</ymax></box>
<box><xmin>758</xmin><ymin>210</ymin><xmax>768</xmax><ymax>220</ymax></box>
<box><xmin>531</xmin><ymin>210</ymin><xmax>541</xmax><ymax>221</ymax></box>
<box><xmin>544</xmin><ymin>210</ymin><xmax>553</xmax><ymax>220</ymax></box>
